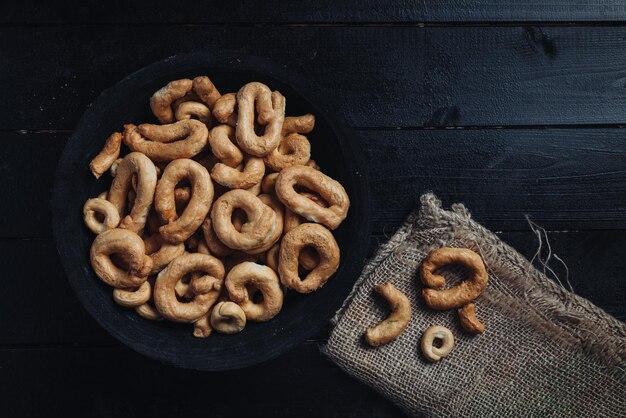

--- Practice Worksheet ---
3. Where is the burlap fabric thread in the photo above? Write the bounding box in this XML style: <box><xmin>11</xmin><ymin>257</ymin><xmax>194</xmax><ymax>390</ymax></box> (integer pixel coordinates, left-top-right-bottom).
<box><xmin>323</xmin><ymin>194</ymin><xmax>626</xmax><ymax>417</ymax></box>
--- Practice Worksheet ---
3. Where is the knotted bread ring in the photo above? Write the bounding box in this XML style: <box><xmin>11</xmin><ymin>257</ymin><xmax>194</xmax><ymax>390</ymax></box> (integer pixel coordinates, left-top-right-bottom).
<box><xmin>155</xmin><ymin>158</ymin><xmax>214</xmax><ymax>244</ymax></box>
<box><xmin>211</xmin><ymin>156</ymin><xmax>265</xmax><ymax>189</ymax></box>
<box><xmin>143</xmin><ymin>233</ymin><xmax>185</xmax><ymax>274</ymax></box>
<box><xmin>275</xmin><ymin>165</ymin><xmax>349</xmax><ymax>230</ymax></box>
<box><xmin>225</xmin><ymin>262</ymin><xmax>284</xmax><ymax>322</ymax></box>
<box><xmin>83</xmin><ymin>197</ymin><xmax>120</xmax><ymax>234</ymax></box>
<box><xmin>278</xmin><ymin>223</ymin><xmax>340</xmax><ymax>293</ymax></box>
<box><xmin>90</xmin><ymin>132</ymin><xmax>122</xmax><ymax>179</ymax></box>
<box><xmin>123</xmin><ymin>119</ymin><xmax>208</xmax><ymax>162</ymax></box>
<box><xmin>364</xmin><ymin>283</ymin><xmax>411</xmax><ymax>347</ymax></box>
<box><xmin>210</xmin><ymin>301</ymin><xmax>247</xmax><ymax>334</ymax></box>
<box><xmin>107</xmin><ymin>152</ymin><xmax>158</xmax><ymax>234</ymax></box>
<box><xmin>208</xmin><ymin>124</ymin><xmax>244</xmax><ymax>168</ymax></box>
<box><xmin>150</xmin><ymin>79</ymin><xmax>193</xmax><ymax>123</ymax></box>
<box><xmin>201</xmin><ymin>218</ymin><xmax>233</xmax><ymax>257</ymax></box>
<box><xmin>421</xmin><ymin>326</ymin><xmax>455</xmax><ymax>362</ymax></box>
<box><xmin>235</xmin><ymin>82</ymin><xmax>286</xmax><ymax>157</ymax></box>
<box><xmin>90</xmin><ymin>228</ymin><xmax>153</xmax><ymax>288</ymax></box>
<box><xmin>113</xmin><ymin>281</ymin><xmax>151</xmax><ymax>308</ymax></box>
<box><xmin>154</xmin><ymin>253</ymin><xmax>225</xmax><ymax>322</ymax></box>
<box><xmin>174</xmin><ymin>101</ymin><xmax>211</xmax><ymax>125</ymax></box>
<box><xmin>245</xmin><ymin>193</ymin><xmax>284</xmax><ymax>255</ymax></box>
<box><xmin>210</xmin><ymin>189</ymin><xmax>276</xmax><ymax>251</ymax></box>
<box><xmin>419</xmin><ymin>247</ymin><xmax>488</xmax><ymax>310</ymax></box>
<box><xmin>263</xmin><ymin>133</ymin><xmax>311</xmax><ymax>172</ymax></box>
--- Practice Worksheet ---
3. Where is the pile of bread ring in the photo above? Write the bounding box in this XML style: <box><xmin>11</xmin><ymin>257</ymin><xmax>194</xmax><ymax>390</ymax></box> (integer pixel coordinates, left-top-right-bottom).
<box><xmin>83</xmin><ymin>77</ymin><xmax>350</xmax><ymax>338</ymax></box>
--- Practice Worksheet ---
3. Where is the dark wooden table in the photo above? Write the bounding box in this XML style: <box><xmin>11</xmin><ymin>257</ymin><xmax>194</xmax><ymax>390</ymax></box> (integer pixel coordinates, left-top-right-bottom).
<box><xmin>2</xmin><ymin>2</ymin><xmax>626</xmax><ymax>417</ymax></box>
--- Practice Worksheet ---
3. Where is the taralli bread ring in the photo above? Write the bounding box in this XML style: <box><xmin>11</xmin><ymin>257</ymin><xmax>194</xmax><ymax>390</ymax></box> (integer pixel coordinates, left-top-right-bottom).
<box><xmin>211</xmin><ymin>157</ymin><xmax>265</xmax><ymax>189</ymax></box>
<box><xmin>275</xmin><ymin>165</ymin><xmax>349</xmax><ymax>230</ymax></box>
<box><xmin>225</xmin><ymin>262</ymin><xmax>284</xmax><ymax>322</ymax></box>
<box><xmin>154</xmin><ymin>253</ymin><xmax>225</xmax><ymax>323</ymax></box>
<box><xmin>193</xmin><ymin>314</ymin><xmax>212</xmax><ymax>338</ymax></box>
<box><xmin>175</xmin><ymin>101</ymin><xmax>212</xmax><ymax>125</ymax></box>
<box><xmin>278</xmin><ymin>223</ymin><xmax>340</xmax><ymax>293</ymax></box>
<box><xmin>150</xmin><ymin>79</ymin><xmax>193</xmax><ymax>123</ymax></box>
<box><xmin>83</xmin><ymin>198</ymin><xmax>120</xmax><ymax>234</ymax></box>
<box><xmin>90</xmin><ymin>228</ymin><xmax>153</xmax><ymax>288</ymax></box>
<box><xmin>243</xmin><ymin>180</ymin><xmax>262</xmax><ymax>196</ymax></box>
<box><xmin>419</xmin><ymin>247</ymin><xmax>489</xmax><ymax>310</ymax></box>
<box><xmin>282</xmin><ymin>114</ymin><xmax>315</xmax><ymax>136</ymax></box>
<box><xmin>284</xmin><ymin>192</ymin><xmax>328</xmax><ymax>232</ymax></box>
<box><xmin>193</xmin><ymin>76</ymin><xmax>222</xmax><ymax>109</ymax></box>
<box><xmin>261</xmin><ymin>172</ymin><xmax>279</xmax><ymax>194</ymax></box>
<box><xmin>245</xmin><ymin>193</ymin><xmax>284</xmax><ymax>255</ymax></box>
<box><xmin>265</xmin><ymin>243</ymin><xmax>280</xmax><ymax>272</ymax></box>
<box><xmin>210</xmin><ymin>301</ymin><xmax>246</xmax><ymax>334</ymax></box>
<box><xmin>143</xmin><ymin>233</ymin><xmax>185</xmax><ymax>274</ymax></box>
<box><xmin>458</xmin><ymin>303</ymin><xmax>485</xmax><ymax>334</ymax></box>
<box><xmin>235</xmin><ymin>82</ymin><xmax>286</xmax><ymax>157</ymax></box>
<box><xmin>90</xmin><ymin>132</ymin><xmax>122</xmax><ymax>179</ymax></box>
<box><xmin>201</xmin><ymin>218</ymin><xmax>233</xmax><ymax>257</ymax></box>
<box><xmin>155</xmin><ymin>158</ymin><xmax>213</xmax><ymax>244</ymax></box>
<box><xmin>123</xmin><ymin>120</ymin><xmax>208</xmax><ymax>162</ymax></box>
<box><xmin>208</xmin><ymin>124</ymin><xmax>244</xmax><ymax>168</ymax></box>
<box><xmin>107</xmin><ymin>152</ymin><xmax>158</xmax><ymax>234</ymax></box>
<box><xmin>113</xmin><ymin>281</ymin><xmax>151</xmax><ymax>308</ymax></box>
<box><xmin>210</xmin><ymin>189</ymin><xmax>277</xmax><ymax>251</ymax></box>
<box><xmin>263</xmin><ymin>133</ymin><xmax>311</xmax><ymax>172</ymax></box>
<box><xmin>421</xmin><ymin>326</ymin><xmax>455</xmax><ymax>362</ymax></box>
<box><xmin>364</xmin><ymin>283</ymin><xmax>411</xmax><ymax>347</ymax></box>
<box><xmin>213</xmin><ymin>93</ymin><xmax>238</xmax><ymax>127</ymax></box>
<box><xmin>135</xmin><ymin>303</ymin><xmax>163</xmax><ymax>321</ymax></box>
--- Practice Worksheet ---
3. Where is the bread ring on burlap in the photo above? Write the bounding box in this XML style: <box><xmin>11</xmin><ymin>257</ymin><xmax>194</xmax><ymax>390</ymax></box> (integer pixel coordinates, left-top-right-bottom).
<box><xmin>282</xmin><ymin>114</ymin><xmax>315</xmax><ymax>136</ymax></box>
<box><xmin>150</xmin><ymin>79</ymin><xmax>193</xmax><ymax>123</ymax></box>
<box><xmin>83</xmin><ymin>197</ymin><xmax>120</xmax><ymax>234</ymax></box>
<box><xmin>210</xmin><ymin>189</ymin><xmax>277</xmax><ymax>251</ymax></box>
<box><xmin>235</xmin><ymin>82</ymin><xmax>286</xmax><ymax>157</ymax></box>
<box><xmin>200</xmin><ymin>218</ymin><xmax>234</xmax><ymax>257</ymax></box>
<box><xmin>263</xmin><ymin>133</ymin><xmax>311</xmax><ymax>172</ymax></box>
<box><xmin>107</xmin><ymin>152</ymin><xmax>158</xmax><ymax>234</ymax></box>
<box><xmin>244</xmin><ymin>193</ymin><xmax>284</xmax><ymax>255</ymax></box>
<box><xmin>275</xmin><ymin>165</ymin><xmax>349</xmax><ymax>230</ymax></box>
<box><xmin>211</xmin><ymin>156</ymin><xmax>265</xmax><ymax>190</ymax></box>
<box><xmin>174</xmin><ymin>101</ymin><xmax>211</xmax><ymax>125</ymax></box>
<box><xmin>212</xmin><ymin>93</ymin><xmax>238</xmax><ymax>127</ymax></box>
<box><xmin>154</xmin><ymin>253</ymin><xmax>225</xmax><ymax>323</ymax></box>
<box><xmin>208</xmin><ymin>124</ymin><xmax>244</xmax><ymax>168</ymax></box>
<box><xmin>90</xmin><ymin>228</ymin><xmax>153</xmax><ymax>289</ymax></box>
<box><xmin>143</xmin><ymin>233</ymin><xmax>185</xmax><ymax>274</ymax></box>
<box><xmin>278</xmin><ymin>223</ymin><xmax>340</xmax><ymax>293</ymax></box>
<box><xmin>90</xmin><ymin>132</ymin><xmax>122</xmax><ymax>179</ymax></box>
<box><xmin>192</xmin><ymin>76</ymin><xmax>222</xmax><ymax>109</ymax></box>
<box><xmin>155</xmin><ymin>158</ymin><xmax>213</xmax><ymax>244</ymax></box>
<box><xmin>123</xmin><ymin>119</ymin><xmax>208</xmax><ymax>162</ymax></box>
<box><xmin>225</xmin><ymin>262</ymin><xmax>284</xmax><ymax>322</ymax></box>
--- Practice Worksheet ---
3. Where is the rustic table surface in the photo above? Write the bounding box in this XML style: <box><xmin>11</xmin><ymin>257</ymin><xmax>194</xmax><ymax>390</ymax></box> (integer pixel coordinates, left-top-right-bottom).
<box><xmin>2</xmin><ymin>2</ymin><xmax>626</xmax><ymax>417</ymax></box>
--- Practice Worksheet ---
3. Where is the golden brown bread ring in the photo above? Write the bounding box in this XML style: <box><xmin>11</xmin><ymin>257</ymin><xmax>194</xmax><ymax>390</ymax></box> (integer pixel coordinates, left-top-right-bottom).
<box><xmin>107</xmin><ymin>152</ymin><xmax>158</xmax><ymax>234</ymax></box>
<box><xmin>211</xmin><ymin>156</ymin><xmax>265</xmax><ymax>190</ymax></box>
<box><xmin>174</xmin><ymin>101</ymin><xmax>211</xmax><ymax>125</ymax></box>
<box><xmin>90</xmin><ymin>132</ymin><xmax>122</xmax><ymax>179</ymax></box>
<box><xmin>421</xmin><ymin>326</ymin><xmax>454</xmax><ymax>362</ymax></box>
<box><xmin>244</xmin><ymin>193</ymin><xmax>284</xmax><ymax>255</ymax></box>
<box><xmin>155</xmin><ymin>158</ymin><xmax>214</xmax><ymax>244</ymax></box>
<box><xmin>113</xmin><ymin>281</ymin><xmax>151</xmax><ymax>308</ymax></box>
<box><xmin>143</xmin><ymin>233</ymin><xmax>185</xmax><ymax>275</ymax></box>
<box><xmin>225</xmin><ymin>262</ymin><xmax>283</xmax><ymax>322</ymax></box>
<box><xmin>150</xmin><ymin>79</ymin><xmax>193</xmax><ymax>123</ymax></box>
<box><xmin>263</xmin><ymin>133</ymin><xmax>311</xmax><ymax>172</ymax></box>
<box><xmin>212</xmin><ymin>93</ymin><xmax>238</xmax><ymax>127</ymax></box>
<box><xmin>278</xmin><ymin>223</ymin><xmax>340</xmax><ymax>293</ymax></box>
<box><xmin>210</xmin><ymin>301</ymin><xmax>246</xmax><ymax>334</ymax></box>
<box><xmin>419</xmin><ymin>247</ymin><xmax>489</xmax><ymax>310</ymax></box>
<box><xmin>123</xmin><ymin>120</ymin><xmax>208</xmax><ymax>162</ymax></box>
<box><xmin>83</xmin><ymin>197</ymin><xmax>120</xmax><ymax>234</ymax></box>
<box><xmin>275</xmin><ymin>165</ymin><xmax>349</xmax><ymax>230</ymax></box>
<box><xmin>193</xmin><ymin>76</ymin><xmax>222</xmax><ymax>109</ymax></box>
<box><xmin>364</xmin><ymin>283</ymin><xmax>411</xmax><ymax>347</ymax></box>
<box><xmin>200</xmin><ymin>218</ymin><xmax>234</xmax><ymax>257</ymax></box>
<box><xmin>210</xmin><ymin>189</ymin><xmax>277</xmax><ymax>251</ymax></box>
<box><xmin>282</xmin><ymin>114</ymin><xmax>315</xmax><ymax>136</ymax></box>
<box><xmin>458</xmin><ymin>303</ymin><xmax>485</xmax><ymax>334</ymax></box>
<box><xmin>235</xmin><ymin>82</ymin><xmax>285</xmax><ymax>157</ymax></box>
<box><xmin>208</xmin><ymin>124</ymin><xmax>244</xmax><ymax>168</ymax></box>
<box><xmin>154</xmin><ymin>253</ymin><xmax>224</xmax><ymax>323</ymax></box>
<box><xmin>90</xmin><ymin>228</ymin><xmax>153</xmax><ymax>289</ymax></box>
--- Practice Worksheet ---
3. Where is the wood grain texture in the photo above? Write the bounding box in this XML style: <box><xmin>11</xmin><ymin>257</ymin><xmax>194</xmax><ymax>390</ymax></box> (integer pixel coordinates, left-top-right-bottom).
<box><xmin>5</xmin><ymin>26</ymin><xmax>626</xmax><ymax>130</ymax></box>
<box><xmin>2</xmin><ymin>1</ymin><xmax>626</xmax><ymax>23</ymax></box>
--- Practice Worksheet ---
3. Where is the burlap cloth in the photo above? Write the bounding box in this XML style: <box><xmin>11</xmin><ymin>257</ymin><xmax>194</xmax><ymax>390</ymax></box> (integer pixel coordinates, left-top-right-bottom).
<box><xmin>323</xmin><ymin>194</ymin><xmax>626</xmax><ymax>417</ymax></box>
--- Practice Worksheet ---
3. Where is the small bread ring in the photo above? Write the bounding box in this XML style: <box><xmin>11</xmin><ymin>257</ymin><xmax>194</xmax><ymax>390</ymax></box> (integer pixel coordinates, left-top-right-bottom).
<box><xmin>278</xmin><ymin>223</ymin><xmax>340</xmax><ymax>293</ymax></box>
<box><xmin>150</xmin><ymin>79</ymin><xmax>193</xmax><ymax>123</ymax></box>
<box><xmin>263</xmin><ymin>133</ymin><xmax>311</xmax><ymax>172</ymax></box>
<box><xmin>113</xmin><ymin>281</ymin><xmax>151</xmax><ymax>308</ymax></box>
<box><xmin>235</xmin><ymin>82</ymin><xmax>285</xmax><ymax>157</ymax></box>
<box><xmin>123</xmin><ymin>120</ymin><xmax>208</xmax><ymax>162</ymax></box>
<box><xmin>107</xmin><ymin>152</ymin><xmax>158</xmax><ymax>234</ymax></box>
<box><xmin>421</xmin><ymin>326</ymin><xmax>455</xmax><ymax>362</ymax></box>
<box><xmin>458</xmin><ymin>303</ymin><xmax>485</xmax><ymax>334</ymax></box>
<box><xmin>175</xmin><ymin>101</ymin><xmax>211</xmax><ymax>125</ymax></box>
<box><xmin>210</xmin><ymin>301</ymin><xmax>247</xmax><ymax>334</ymax></box>
<box><xmin>143</xmin><ymin>233</ymin><xmax>185</xmax><ymax>274</ymax></box>
<box><xmin>201</xmin><ymin>218</ymin><xmax>234</xmax><ymax>257</ymax></box>
<box><xmin>225</xmin><ymin>262</ymin><xmax>284</xmax><ymax>322</ymax></box>
<box><xmin>245</xmin><ymin>193</ymin><xmax>284</xmax><ymax>255</ymax></box>
<box><xmin>193</xmin><ymin>76</ymin><xmax>222</xmax><ymax>109</ymax></box>
<box><xmin>364</xmin><ymin>283</ymin><xmax>411</xmax><ymax>347</ymax></box>
<box><xmin>83</xmin><ymin>198</ymin><xmax>120</xmax><ymax>234</ymax></box>
<box><xmin>211</xmin><ymin>156</ymin><xmax>265</xmax><ymax>190</ymax></box>
<box><xmin>210</xmin><ymin>189</ymin><xmax>277</xmax><ymax>251</ymax></box>
<box><xmin>155</xmin><ymin>158</ymin><xmax>213</xmax><ymax>244</ymax></box>
<box><xmin>208</xmin><ymin>124</ymin><xmax>244</xmax><ymax>168</ymax></box>
<box><xmin>90</xmin><ymin>132</ymin><xmax>122</xmax><ymax>179</ymax></box>
<box><xmin>275</xmin><ymin>165</ymin><xmax>349</xmax><ymax>230</ymax></box>
<box><xmin>282</xmin><ymin>114</ymin><xmax>315</xmax><ymax>136</ymax></box>
<box><xmin>154</xmin><ymin>253</ymin><xmax>225</xmax><ymax>323</ymax></box>
<box><xmin>419</xmin><ymin>247</ymin><xmax>489</xmax><ymax>310</ymax></box>
<box><xmin>90</xmin><ymin>228</ymin><xmax>153</xmax><ymax>288</ymax></box>
<box><xmin>213</xmin><ymin>93</ymin><xmax>238</xmax><ymax>127</ymax></box>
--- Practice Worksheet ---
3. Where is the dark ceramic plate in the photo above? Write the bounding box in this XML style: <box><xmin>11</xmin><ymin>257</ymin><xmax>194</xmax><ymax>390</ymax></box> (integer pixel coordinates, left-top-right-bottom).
<box><xmin>52</xmin><ymin>52</ymin><xmax>371</xmax><ymax>371</ymax></box>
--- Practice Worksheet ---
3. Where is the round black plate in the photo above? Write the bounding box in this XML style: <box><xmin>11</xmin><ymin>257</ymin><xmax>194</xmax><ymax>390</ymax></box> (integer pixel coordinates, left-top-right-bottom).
<box><xmin>51</xmin><ymin>52</ymin><xmax>371</xmax><ymax>371</ymax></box>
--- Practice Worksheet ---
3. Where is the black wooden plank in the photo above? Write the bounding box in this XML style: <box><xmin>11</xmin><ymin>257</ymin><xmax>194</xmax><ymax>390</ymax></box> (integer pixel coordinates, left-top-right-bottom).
<box><xmin>5</xmin><ymin>26</ymin><xmax>626</xmax><ymax>130</ymax></box>
<box><xmin>3</xmin><ymin>1</ymin><xmax>626</xmax><ymax>23</ymax></box>
<box><xmin>2</xmin><ymin>230</ymin><xmax>624</xmax><ymax>346</ymax></box>
<box><xmin>0</xmin><ymin>343</ymin><xmax>404</xmax><ymax>418</ymax></box>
